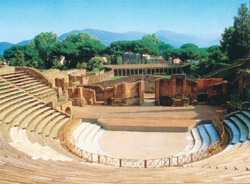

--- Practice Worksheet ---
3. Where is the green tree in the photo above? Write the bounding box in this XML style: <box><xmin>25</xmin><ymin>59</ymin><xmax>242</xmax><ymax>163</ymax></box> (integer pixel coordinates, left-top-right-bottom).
<box><xmin>220</xmin><ymin>26</ymin><xmax>235</xmax><ymax>62</ymax></box>
<box><xmin>232</xmin><ymin>4</ymin><xmax>250</xmax><ymax>59</ymax></box>
<box><xmin>159</xmin><ymin>43</ymin><xmax>174</xmax><ymax>55</ymax></box>
<box><xmin>207</xmin><ymin>45</ymin><xmax>222</xmax><ymax>61</ymax></box>
<box><xmin>142</xmin><ymin>34</ymin><xmax>163</xmax><ymax>55</ymax></box>
<box><xmin>163</xmin><ymin>48</ymin><xmax>178</xmax><ymax>62</ymax></box>
<box><xmin>180</xmin><ymin>43</ymin><xmax>199</xmax><ymax>50</ymax></box>
<box><xmin>109</xmin><ymin>41</ymin><xmax>134</xmax><ymax>63</ymax></box>
<box><xmin>198</xmin><ymin>48</ymin><xmax>209</xmax><ymax>62</ymax></box>
<box><xmin>88</xmin><ymin>56</ymin><xmax>105</xmax><ymax>72</ymax></box>
<box><xmin>34</xmin><ymin>32</ymin><xmax>59</xmax><ymax>68</ymax></box>
<box><xmin>64</xmin><ymin>32</ymin><xmax>98</xmax><ymax>45</ymax></box>
<box><xmin>133</xmin><ymin>40</ymin><xmax>157</xmax><ymax>64</ymax></box>
<box><xmin>76</xmin><ymin>62</ymin><xmax>87</xmax><ymax>70</ymax></box>
<box><xmin>220</xmin><ymin>4</ymin><xmax>250</xmax><ymax>61</ymax></box>
<box><xmin>3</xmin><ymin>43</ymin><xmax>45</xmax><ymax>69</ymax></box>
<box><xmin>179</xmin><ymin>44</ymin><xmax>199</xmax><ymax>61</ymax></box>
<box><xmin>0</xmin><ymin>54</ymin><xmax>4</xmax><ymax>65</ymax></box>
<box><xmin>77</xmin><ymin>39</ymin><xmax>106</xmax><ymax>63</ymax></box>
<box><xmin>15</xmin><ymin>50</ymin><xmax>25</xmax><ymax>66</ymax></box>
<box><xmin>52</xmin><ymin>41</ymin><xmax>79</xmax><ymax>68</ymax></box>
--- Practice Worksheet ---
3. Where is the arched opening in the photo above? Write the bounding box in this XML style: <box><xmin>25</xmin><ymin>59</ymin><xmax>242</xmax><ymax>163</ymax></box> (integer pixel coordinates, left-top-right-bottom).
<box><xmin>65</xmin><ymin>107</ymin><xmax>71</xmax><ymax>115</ymax></box>
<box><xmin>47</xmin><ymin>102</ymin><xmax>54</xmax><ymax>108</ymax></box>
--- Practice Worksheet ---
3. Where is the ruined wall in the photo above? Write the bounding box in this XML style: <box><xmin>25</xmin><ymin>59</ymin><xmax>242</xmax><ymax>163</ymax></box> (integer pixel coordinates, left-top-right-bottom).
<box><xmin>197</xmin><ymin>78</ymin><xmax>223</xmax><ymax>91</ymax></box>
<box><xmin>60</xmin><ymin>101</ymin><xmax>73</xmax><ymax>116</ymax></box>
<box><xmin>186</xmin><ymin>80</ymin><xmax>198</xmax><ymax>104</ymax></box>
<box><xmin>42</xmin><ymin>68</ymin><xmax>113</xmax><ymax>89</ymax></box>
<box><xmin>207</xmin><ymin>81</ymin><xmax>231</xmax><ymax>105</ymax></box>
<box><xmin>155</xmin><ymin>75</ymin><xmax>197</xmax><ymax>106</ymax></box>
<box><xmin>155</xmin><ymin>77</ymin><xmax>176</xmax><ymax>106</ymax></box>
<box><xmin>69</xmin><ymin>70</ymin><xmax>114</xmax><ymax>87</ymax></box>
<box><xmin>232</xmin><ymin>70</ymin><xmax>250</xmax><ymax>100</ymax></box>
<box><xmin>82</xmin><ymin>85</ymin><xmax>105</xmax><ymax>101</ymax></box>
<box><xmin>68</xmin><ymin>87</ymin><xmax>96</xmax><ymax>106</ymax></box>
<box><xmin>103</xmin><ymin>81</ymin><xmax>144</xmax><ymax>106</ymax></box>
<box><xmin>41</xmin><ymin>69</ymin><xmax>69</xmax><ymax>89</ymax></box>
<box><xmin>0</xmin><ymin>66</ymin><xmax>15</xmax><ymax>74</ymax></box>
<box><xmin>95</xmin><ymin>75</ymin><xmax>162</xmax><ymax>93</ymax></box>
<box><xmin>103</xmin><ymin>87</ymin><xmax>114</xmax><ymax>105</ymax></box>
<box><xmin>69</xmin><ymin>74</ymin><xmax>89</xmax><ymax>87</ymax></box>
<box><xmin>88</xmin><ymin>70</ymin><xmax>114</xmax><ymax>84</ymax></box>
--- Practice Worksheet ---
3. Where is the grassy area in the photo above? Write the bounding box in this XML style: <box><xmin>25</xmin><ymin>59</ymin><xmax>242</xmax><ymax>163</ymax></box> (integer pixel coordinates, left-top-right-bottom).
<box><xmin>111</xmin><ymin>76</ymin><xmax>127</xmax><ymax>79</ymax></box>
<box><xmin>156</xmin><ymin>75</ymin><xmax>172</xmax><ymax>79</ymax></box>
<box><xmin>111</xmin><ymin>75</ymin><xmax>172</xmax><ymax>80</ymax></box>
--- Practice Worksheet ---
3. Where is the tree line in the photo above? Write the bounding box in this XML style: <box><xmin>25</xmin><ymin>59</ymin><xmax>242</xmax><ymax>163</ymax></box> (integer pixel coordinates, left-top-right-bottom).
<box><xmin>0</xmin><ymin>4</ymin><xmax>249</xmax><ymax>75</ymax></box>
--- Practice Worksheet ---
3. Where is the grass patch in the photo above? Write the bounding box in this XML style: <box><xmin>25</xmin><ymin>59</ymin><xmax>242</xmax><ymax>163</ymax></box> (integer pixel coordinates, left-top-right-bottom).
<box><xmin>156</xmin><ymin>75</ymin><xmax>172</xmax><ymax>79</ymax></box>
<box><xmin>111</xmin><ymin>76</ymin><xmax>127</xmax><ymax>80</ymax></box>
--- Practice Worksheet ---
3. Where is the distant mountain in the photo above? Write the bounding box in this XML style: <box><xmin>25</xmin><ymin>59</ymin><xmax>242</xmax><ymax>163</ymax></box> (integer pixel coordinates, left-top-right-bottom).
<box><xmin>0</xmin><ymin>42</ymin><xmax>14</xmax><ymax>55</ymax></box>
<box><xmin>155</xmin><ymin>30</ymin><xmax>220</xmax><ymax>47</ymax></box>
<box><xmin>17</xmin><ymin>40</ymin><xmax>31</xmax><ymax>46</ymax></box>
<box><xmin>0</xmin><ymin>29</ymin><xmax>221</xmax><ymax>54</ymax></box>
<box><xmin>0</xmin><ymin>40</ymin><xmax>31</xmax><ymax>55</ymax></box>
<box><xmin>59</xmin><ymin>29</ymin><xmax>146</xmax><ymax>45</ymax></box>
<box><xmin>59</xmin><ymin>29</ymin><xmax>220</xmax><ymax>48</ymax></box>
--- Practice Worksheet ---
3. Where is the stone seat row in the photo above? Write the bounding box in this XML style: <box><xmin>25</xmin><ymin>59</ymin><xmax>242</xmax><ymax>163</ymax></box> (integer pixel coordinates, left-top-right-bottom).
<box><xmin>0</xmin><ymin>97</ymin><xmax>249</xmax><ymax>183</ymax></box>
<box><xmin>223</xmin><ymin>109</ymin><xmax>250</xmax><ymax>144</ymax></box>
<box><xmin>0</xmin><ymin>133</ymin><xmax>249</xmax><ymax>184</ymax></box>
<box><xmin>184</xmin><ymin>109</ymin><xmax>250</xmax><ymax>173</ymax></box>
<box><xmin>185</xmin><ymin>140</ymin><xmax>250</xmax><ymax>172</ymax></box>
<box><xmin>0</xmin><ymin>77</ymin><xmax>75</xmax><ymax>161</ymax></box>
<box><xmin>72</xmin><ymin>122</ymin><xmax>111</xmax><ymax>159</ymax></box>
<box><xmin>180</xmin><ymin>123</ymin><xmax>220</xmax><ymax>155</ymax></box>
<box><xmin>71</xmin><ymin>120</ymin><xmax>220</xmax><ymax>164</ymax></box>
<box><xmin>0</xmin><ymin>72</ymin><xmax>56</xmax><ymax>99</ymax></box>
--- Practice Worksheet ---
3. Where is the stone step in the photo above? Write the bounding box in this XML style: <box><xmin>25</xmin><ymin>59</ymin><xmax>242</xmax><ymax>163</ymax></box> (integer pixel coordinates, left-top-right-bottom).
<box><xmin>223</xmin><ymin>120</ymin><xmax>240</xmax><ymax>144</ymax></box>
<box><xmin>230</xmin><ymin>116</ymin><xmax>248</xmax><ymax>142</ymax></box>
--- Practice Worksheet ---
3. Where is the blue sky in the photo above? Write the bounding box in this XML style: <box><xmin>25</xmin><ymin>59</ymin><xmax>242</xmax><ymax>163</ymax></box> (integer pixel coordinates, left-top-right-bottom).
<box><xmin>0</xmin><ymin>0</ymin><xmax>248</xmax><ymax>43</ymax></box>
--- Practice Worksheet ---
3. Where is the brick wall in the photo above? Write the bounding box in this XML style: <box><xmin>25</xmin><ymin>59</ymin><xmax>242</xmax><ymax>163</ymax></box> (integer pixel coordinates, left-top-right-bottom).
<box><xmin>197</xmin><ymin>78</ymin><xmax>223</xmax><ymax>91</ymax></box>
<box><xmin>103</xmin><ymin>81</ymin><xmax>144</xmax><ymax>105</ymax></box>
<box><xmin>41</xmin><ymin>69</ymin><xmax>69</xmax><ymax>88</ymax></box>
<box><xmin>103</xmin><ymin>87</ymin><xmax>114</xmax><ymax>105</ymax></box>
<box><xmin>68</xmin><ymin>87</ymin><xmax>96</xmax><ymax>106</ymax></box>
<box><xmin>0</xmin><ymin>66</ymin><xmax>15</xmax><ymax>74</ymax></box>
<box><xmin>68</xmin><ymin>70</ymin><xmax>114</xmax><ymax>87</ymax></box>
<box><xmin>207</xmin><ymin>81</ymin><xmax>230</xmax><ymax>105</ymax></box>
<box><xmin>155</xmin><ymin>75</ymin><xmax>197</xmax><ymax>106</ymax></box>
<box><xmin>95</xmin><ymin>75</ymin><xmax>163</xmax><ymax>93</ymax></box>
<box><xmin>82</xmin><ymin>85</ymin><xmax>105</xmax><ymax>101</ymax></box>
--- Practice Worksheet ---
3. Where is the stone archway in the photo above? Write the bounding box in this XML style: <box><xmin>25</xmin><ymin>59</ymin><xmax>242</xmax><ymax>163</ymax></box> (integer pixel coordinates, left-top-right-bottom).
<box><xmin>65</xmin><ymin>107</ymin><xmax>71</xmax><ymax>115</ymax></box>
